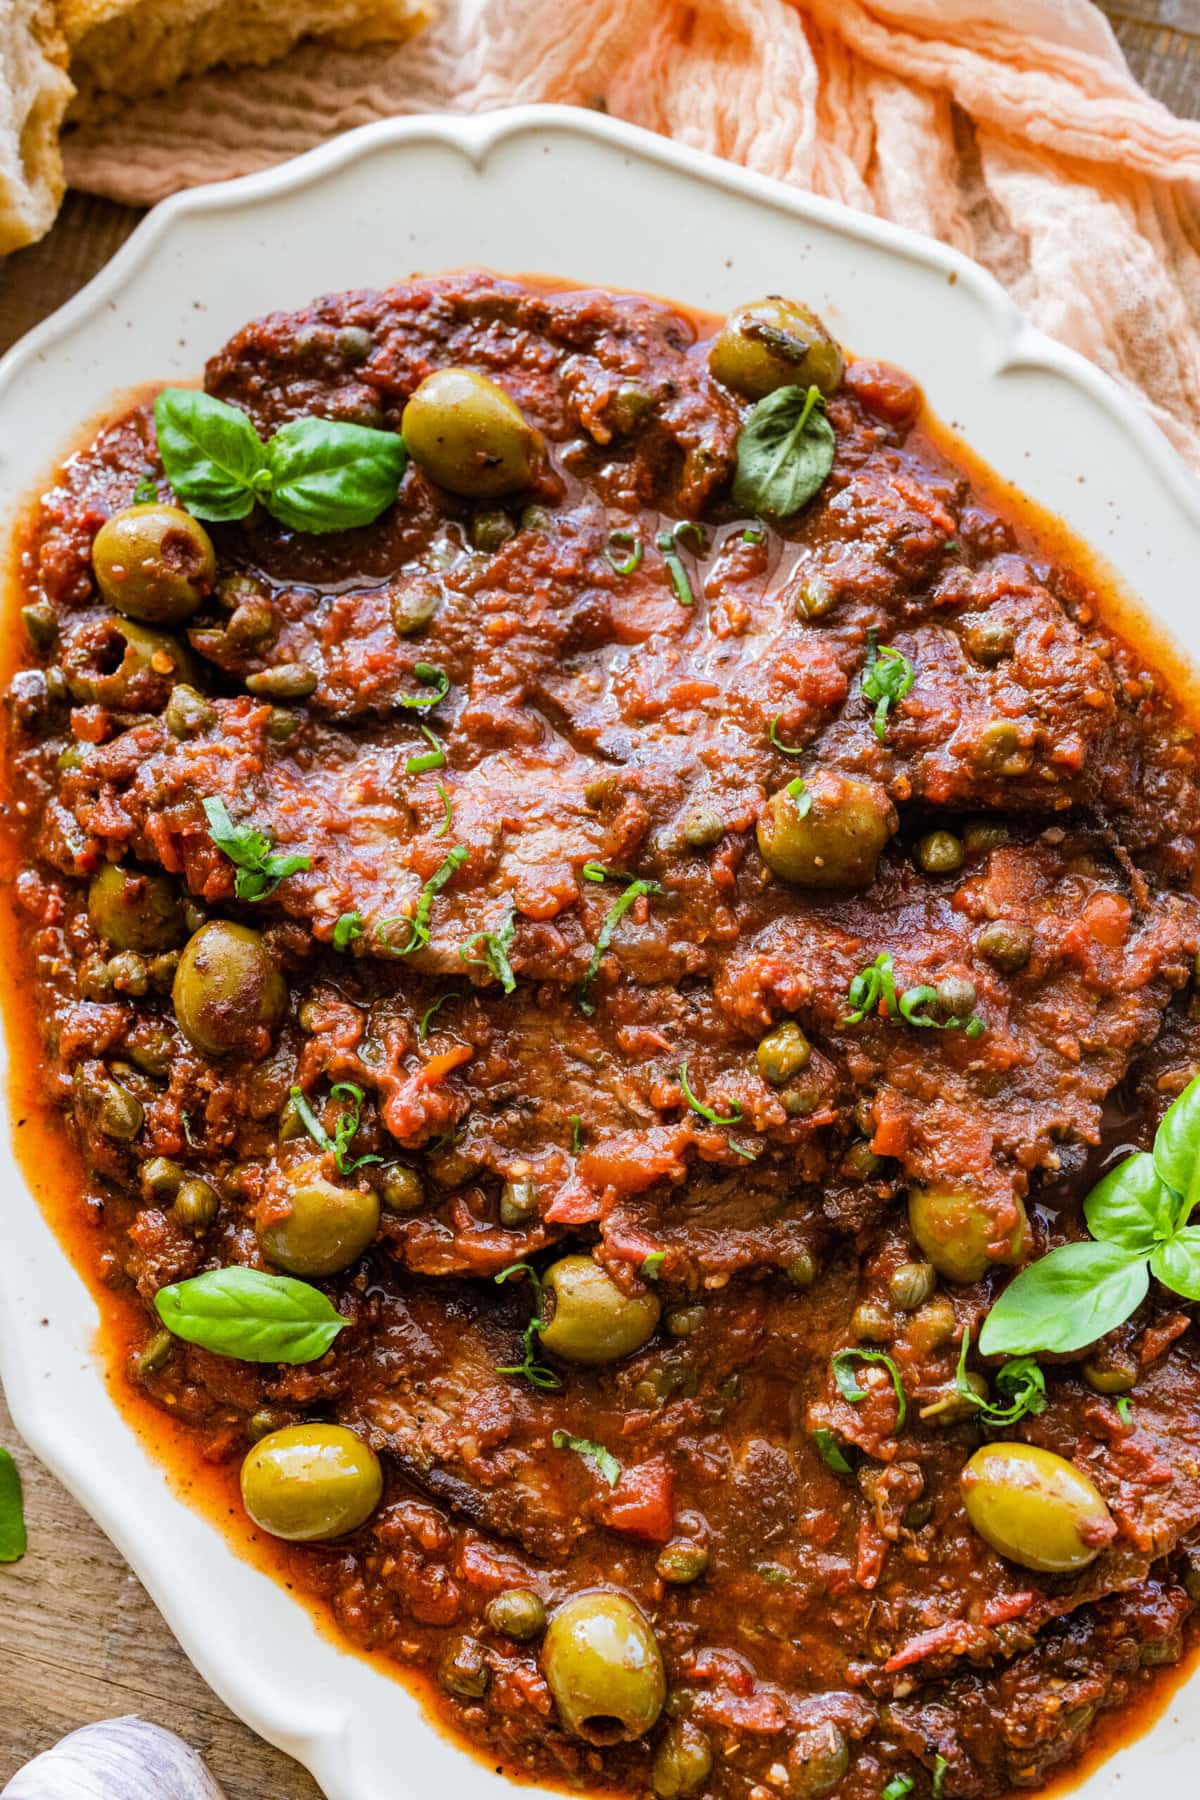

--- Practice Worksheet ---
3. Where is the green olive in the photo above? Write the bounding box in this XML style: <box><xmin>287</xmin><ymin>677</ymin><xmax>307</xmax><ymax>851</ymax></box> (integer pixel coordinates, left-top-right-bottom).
<box><xmin>402</xmin><ymin>368</ymin><xmax>539</xmax><ymax>499</ymax></box>
<box><xmin>65</xmin><ymin>617</ymin><xmax>198</xmax><ymax>707</ymax></box>
<box><xmin>172</xmin><ymin>921</ymin><xmax>286</xmax><ymax>1058</ymax></box>
<box><xmin>485</xmin><ymin>1589</ymin><xmax>547</xmax><ymax>1641</ymax></box>
<box><xmin>915</xmin><ymin>830</ymin><xmax>964</xmax><ymax>875</ymax></box>
<box><xmin>92</xmin><ymin>504</ymin><xmax>216</xmax><ymax>625</ymax></box>
<box><xmin>757</xmin><ymin>771</ymin><xmax>894</xmax><ymax>889</ymax></box>
<box><xmin>539</xmin><ymin>1256</ymin><xmax>660</xmax><ymax>1365</ymax></box>
<box><xmin>786</xmin><ymin>1719</ymin><xmax>849</xmax><ymax>1799</ymax></box>
<box><xmin>88</xmin><ymin>863</ymin><xmax>184</xmax><ymax>953</ymax></box>
<box><xmin>652</xmin><ymin>1721</ymin><xmax>713</xmax><ymax>1798</ymax></box>
<box><xmin>240</xmin><ymin>1423</ymin><xmax>382</xmax><ymax>1542</ymax></box>
<box><xmin>757</xmin><ymin>1020</ymin><xmax>811</xmax><ymax>1086</ymax></box>
<box><xmin>710</xmin><ymin>297</ymin><xmax>843</xmax><ymax>400</ymax></box>
<box><xmin>961</xmin><ymin>1442</ymin><xmax>1114</xmax><ymax>1573</ymax></box>
<box><xmin>259</xmin><ymin>1162</ymin><xmax>380</xmax><ymax>1277</ymax></box>
<box><xmin>907</xmin><ymin>1183</ymin><xmax>1028</xmax><ymax>1284</ymax></box>
<box><xmin>541</xmin><ymin>1591</ymin><xmax>666</xmax><ymax>1743</ymax></box>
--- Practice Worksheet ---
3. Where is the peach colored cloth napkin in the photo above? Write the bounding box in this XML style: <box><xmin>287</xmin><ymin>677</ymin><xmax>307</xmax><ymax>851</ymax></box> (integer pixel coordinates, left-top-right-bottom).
<box><xmin>64</xmin><ymin>0</ymin><xmax>1200</xmax><ymax>468</ymax></box>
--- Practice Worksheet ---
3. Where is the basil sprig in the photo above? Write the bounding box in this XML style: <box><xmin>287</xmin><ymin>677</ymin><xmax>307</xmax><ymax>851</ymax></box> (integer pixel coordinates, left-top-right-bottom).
<box><xmin>154</xmin><ymin>1266</ymin><xmax>348</xmax><ymax>1363</ymax></box>
<box><xmin>552</xmin><ymin>1430</ymin><xmax>622</xmax><ymax>1486</ymax></box>
<box><xmin>494</xmin><ymin>1262</ymin><xmax>561</xmax><ymax>1390</ymax></box>
<box><xmin>952</xmin><ymin>1329</ymin><xmax>1047</xmax><ymax>1426</ymax></box>
<box><xmin>981</xmin><ymin>1073</ymin><xmax>1200</xmax><ymax>1357</ymax></box>
<box><xmin>0</xmin><ymin>1448</ymin><xmax>27</xmax><ymax>1563</ymax></box>
<box><xmin>154</xmin><ymin>388</ymin><xmax>406</xmax><ymax>534</ymax></box>
<box><xmin>732</xmin><ymin>383</ymin><xmax>835</xmax><ymax>518</ymax></box>
<box><xmin>202</xmin><ymin>796</ymin><xmax>311</xmax><ymax>901</ymax></box>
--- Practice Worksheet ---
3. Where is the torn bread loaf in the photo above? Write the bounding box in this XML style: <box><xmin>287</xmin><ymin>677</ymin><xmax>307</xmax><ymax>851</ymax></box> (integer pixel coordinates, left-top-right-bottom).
<box><xmin>0</xmin><ymin>0</ymin><xmax>73</xmax><ymax>254</ymax></box>
<box><xmin>61</xmin><ymin>0</ymin><xmax>433</xmax><ymax>115</ymax></box>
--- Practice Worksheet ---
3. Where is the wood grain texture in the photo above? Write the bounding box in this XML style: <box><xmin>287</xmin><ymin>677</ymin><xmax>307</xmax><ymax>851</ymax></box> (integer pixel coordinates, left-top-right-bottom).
<box><xmin>0</xmin><ymin>4</ymin><xmax>1196</xmax><ymax>1791</ymax></box>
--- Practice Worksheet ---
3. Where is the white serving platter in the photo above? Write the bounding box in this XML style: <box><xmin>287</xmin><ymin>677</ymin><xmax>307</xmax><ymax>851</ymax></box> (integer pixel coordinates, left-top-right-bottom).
<box><xmin>2</xmin><ymin>104</ymin><xmax>1199</xmax><ymax>1800</ymax></box>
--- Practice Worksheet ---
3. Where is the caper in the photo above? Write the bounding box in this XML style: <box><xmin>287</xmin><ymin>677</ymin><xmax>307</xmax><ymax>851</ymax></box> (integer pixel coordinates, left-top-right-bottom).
<box><xmin>245</xmin><ymin>663</ymin><xmax>317</xmax><ymax>700</ymax></box>
<box><xmin>21</xmin><ymin>601</ymin><xmax>57</xmax><ymax>649</ymax></box>
<box><xmin>710</xmin><ymin>297</ymin><xmax>843</xmax><ymax>400</ymax></box>
<box><xmin>539</xmin><ymin>1256</ymin><xmax>660</xmax><ymax>1364</ymax></box>
<box><xmin>655</xmin><ymin>1540</ymin><xmax>709</xmax><ymax>1585</ymax></box>
<box><xmin>608</xmin><ymin>383</ymin><xmax>653</xmax><ymax>435</ymax></box>
<box><xmin>652</xmin><ymin>1721</ymin><xmax>713</xmax><ymax>1799</ymax></box>
<box><xmin>1141</xmin><ymin>1634</ymin><xmax>1183</xmax><ymax>1667</ymax></box>
<box><xmin>107</xmin><ymin>950</ymin><xmax>149</xmax><ymax>996</ymax></box>
<box><xmin>974</xmin><ymin>719</ymin><xmax>1030</xmax><ymax>778</ymax></box>
<box><xmin>851</xmin><ymin>1301</ymin><xmax>893</xmax><ymax>1343</ymax></box>
<box><xmin>380</xmin><ymin>1165</ymin><xmax>425</xmax><ymax>1214</ymax></box>
<box><xmin>389</xmin><ymin>577</ymin><xmax>440</xmax><ymax>638</ymax></box>
<box><xmin>141</xmin><ymin>1155</ymin><xmax>185</xmax><ymax>1201</ymax></box>
<box><xmin>889</xmin><ymin>1262</ymin><xmax>936</xmax><ymax>1310</ymax></box>
<box><xmin>173</xmin><ymin>1177</ymin><xmax>219</xmax><ymax>1235</ymax></box>
<box><xmin>842</xmin><ymin>1140</ymin><xmax>883</xmax><ymax>1182</ymax></box>
<box><xmin>963</xmin><ymin>817</ymin><xmax>1010</xmax><ymax>856</ymax></box>
<box><xmin>908</xmin><ymin>1183</ymin><xmax>1028</xmax><ymax>1284</ymax></box>
<box><xmin>499</xmin><ymin>1176</ymin><xmax>538</xmax><ymax>1227</ymax></box>
<box><xmin>786</xmin><ymin>1250</ymin><xmax>818</xmax><ymax>1289</ymax></box>
<box><xmin>172</xmin><ymin>922</ymin><xmax>286</xmax><ymax>1059</ymax></box>
<box><xmin>92</xmin><ymin>503</ymin><xmax>215</xmax><ymax>625</ymax></box>
<box><xmin>682</xmin><ymin>807</ymin><xmax>725</xmax><ymax>848</ymax></box>
<box><xmin>756</xmin><ymin>1021</ymin><xmax>811</xmax><ymax>1086</ymax></box>
<box><xmin>795</xmin><ymin>574</ymin><xmax>838</xmax><ymax>620</ymax></box>
<box><xmin>923</xmin><ymin>1368</ymin><xmax>989</xmax><ymax>1424</ymax></box>
<box><xmin>79</xmin><ymin>1072</ymin><xmax>143</xmax><ymax>1142</ymax></box>
<box><xmin>88</xmin><ymin>863</ymin><xmax>184</xmax><ymax>953</ymax></box>
<box><xmin>470</xmin><ymin>508</ymin><xmax>515</xmax><ymax>553</ymax></box>
<box><xmin>541</xmin><ymin>1591</ymin><xmax>666</xmax><ymax>1742</ymax></box>
<box><xmin>485</xmin><ymin>1589</ymin><xmax>547</xmax><ymax>1641</ymax></box>
<box><xmin>402</xmin><ymin>368</ymin><xmax>539</xmax><ymax>499</ymax></box>
<box><xmin>961</xmin><ymin>1442</ymin><xmax>1114</xmax><ymax>1573</ymax></box>
<box><xmin>936</xmin><ymin>975</ymin><xmax>977</xmax><ymax>1018</ymax></box>
<box><xmin>785</xmin><ymin>1719</ymin><xmax>848</xmax><ymax>1799</ymax></box>
<box><xmin>226</xmin><ymin>599</ymin><xmax>276</xmax><ymax>647</ymax></box>
<box><xmin>520</xmin><ymin>504</ymin><xmax>552</xmax><ymax>533</ymax></box>
<box><xmin>440</xmin><ymin>1633</ymin><xmax>491</xmax><ymax>1698</ymax></box>
<box><xmin>666</xmin><ymin>1306</ymin><xmax>705</xmax><ymax>1339</ymax></box>
<box><xmin>757</xmin><ymin>770</ymin><xmax>895</xmax><ymax>889</ymax></box>
<box><xmin>781</xmin><ymin>1074</ymin><xmax>824</xmax><ymax>1117</ymax></box>
<box><xmin>915</xmin><ymin>830</ymin><xmax>964</xmax><ymax>875</ymax></box>
<box><xmin>258</xmin><ymin>1163</ymin><xmax>380</xmax><ymax>1277</ymax></box>
<box><xmin>964</xmin><ymin>615</ymin><xmax>1015</xmax><ymax>665</ymax></box>
<box><xmin>978</xmin><ymin>920</ymin><xmax>1033</xmax><ymax>974</ymax></box>
<box><xmin>246</xmin><ymin>1408</ymin><xmax>294</xmax><ymax>1443</ymax></box>
<box><xmin>267</xmin><ymin>707</ymin><xmax>301</xmax><ymax>743</ymax></box>
<box><xmin>131</xmin><ymin>1329</ymin><xmax>174</xmax><ymax>1378</ymax></box>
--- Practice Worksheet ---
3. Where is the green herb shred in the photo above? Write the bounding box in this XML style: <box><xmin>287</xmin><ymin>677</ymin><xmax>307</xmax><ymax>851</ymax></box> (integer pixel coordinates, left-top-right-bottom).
<box><xmin>202</xmin><ymin>796</ymin><xmax>311</xmax><ymax>902</ymax></box>
<box><xmin>375</xmin><ymin>844</ymin><xmax>468</xmax><ymax>957</ymax></box>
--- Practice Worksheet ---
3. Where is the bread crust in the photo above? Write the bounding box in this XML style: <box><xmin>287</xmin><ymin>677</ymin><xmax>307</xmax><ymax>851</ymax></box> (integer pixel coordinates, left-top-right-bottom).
<box><xmin>0</xmin><ymin>0</ymin><xmax>73</xmax><ymax>254</ymax></box>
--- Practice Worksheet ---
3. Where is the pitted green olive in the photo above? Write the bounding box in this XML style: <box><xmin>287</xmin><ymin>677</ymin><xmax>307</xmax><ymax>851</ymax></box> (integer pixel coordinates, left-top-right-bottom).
<box><xmin>92</xmin><ymin>504</ymin><xmax>216</xmax><ymax>625</ymax></box>
<box><xmin>710</xmin><ymin>297</ymin><xmax>843</xmax><ymax>401</ymax></box>
<box><xmin>88</xmin><ymin>863</ymin><xmax>184</xmax><ymax>953</ymax></box>
<box><xmin>240</xmin><ymin>1423</ymin><xmax>382</xmax><ymax>1541</ymax></box>
<box><xmin>757</xmin><ymin>771</ymin><xmax>895</xmax><ymax>889</ymax></box>
<box><xmin>172</xmin><ymin>921</ymin><xmax>286</xmax><ymax>1058</ymax></box>
<box><xmin>908</xmin><ymin>1183</ymin><xmax>1028</xmax><ymax>1284</ymax></box>
<box><xmin>539</xmin><ymin>1255</ymin><xmax>660</xmax><ymax>1365</ymax></box>
<box><xmin>542</xmin><ymin>1590</ymin><xmax>666</xmax><ymax>1743</ymax></box>
<box><xmin>64</xmin><ymin>616</ymin><xmax>198</xmax><ymax>708</ymax></box>
<box><xmin>259</xmin><ymin>1163</ymin><xmax>380</xmax><ymax>1277</ymax></box>
<box><xmin>402</xmin><ymin>368</ymin><xmax>539</xmax><ymax>498</ymax></box>
<box><xmin>961</xmin><ymin>1442</ymin><xmax>1114</xmax><ymax>1573</ymax></box>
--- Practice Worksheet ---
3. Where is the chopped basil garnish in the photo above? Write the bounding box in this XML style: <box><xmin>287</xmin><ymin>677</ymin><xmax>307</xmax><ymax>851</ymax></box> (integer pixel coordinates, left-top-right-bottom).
<box><xmin>785</xmin><ymin>774</ymin><xmax>813</xmax><ymax>816</ymax></box>
<box><xmin>883</xmin><ymin>1778</ymin><xmax>915</xmax><ymax>1800</ymax></box>
<box><xmin>1116</xmin><ymin>1395</ymin><xmax>1133</xmax><ymax>1425</ymax></box>
<box><xmin>332</xmin><ymin>909</ymin><xmax>363</xmax><ymax>951</ymax></box>
<box><xmin>843</xmin><ymin>951</ymin><xmax>985</xmax><ymax>1036</ymax></box>
<box><xmin>860</xmin><ymin>630</ymin><xmax>915</xmax><ymax>741</ymax></box>
<box><xmin>932</xmin><ymin>1757</ymin><xmax>948</xmax><ymax>1800</ymax></box>
<box><xmin>812</xmin><ymin>1427</ymin><xmax>853</xmax><ymax>1478</ymax></box>
<box><xmin>460</xmin><ymin>904</ymin><xmax>517</xmax><ymax>994</ymax></box>
<box><xmin>742</xmin><ymin>524</ymin><xmax>765</xmax><ymax>545</ymax></box>
<box><xmin>552</xmin><ymin>1430</ymin><xmax>621</xmax><ymax>1486</ymax></box>
<box><xmin>417</xmin><ymin>990</ymin><xmax>457</xmax><ymax>1043</ymax></box>
<box><xmin>495</xmin><ymin>1262</ymin><xmax>561</xmax><ymax>1389</ymax></box>
<box><xmin>657</xmin><ymin>529</ymin><xmax>695</xmax><ymax>608</ymax></box>
<box><xmin>769</xmin><ymin>714</ymin><xmax>805</xmax><ymax>757</ymax></box>
<box><xmin>732</xmin><ymin>383</ymin><xmax>835</xmax><ymax>518</ymax></box>
<box><xmin>406</xmin><ymin>723</ymin><xmax>446</xmax><ymax>774</ymax></box>
<box><xmin>154</xmin><ymin>1266</ymin><xmax>347</xmax><ymax>1363</ymax></box>
<box><xmin>154</xmin><ymin>388</ymin><xmax>406</xmax><ymax>533</ymax></box>
<box><xmin>398</xmin><ymin>662</ymin><xmax>450</xmax><ymax>711</ymax></box>
<box><xmin>434</xmin><ymin>781</ymin><xmax>453</xmax><ymax>838</ymax></box>
<box><xmin>570</xmin><ymin>1114</ymin><xmax>585</xmax><ymax>1155</ymax></box>
<box><xmin>831</xmin><ymin>1347</ymin><xmax>907</xmax><ymax>1429</ymax></box>
<box><xmin>375</xmin><ymin>844</ymin><xmax>467</xmax><ymax>957</ymax></box>
<box><xmin>605</xmin><ymin>528</ymin><xmax>643</xmax><ymax>575</ymax></box>
<box><xmin>132</xmin><ymin>471</ymin><xmax>158</xmax><ymax>505</ymax></box>
<box><xmin>290</xmin><ymin>1082</ymin><xmax>381</xmax><ymax>1176</ymax></box>
<box><xmin>578</xmin><ymin>873</ymin><xmax>662</xmax><ymax>1015</ymax></box>
<box><xmin>981</xmin><ymin>1072</ymin><xmax>1200</xmax><ymax>1357</ymax></box>
<box><xmin>641</xmin><ymin>1250</ymin><xmax>666</xmax><ymax>1280</ymax></box>
<box><xmin>201</xmin><ymin>795</ymin><xmax>311</xmax><ymax>901</ymax></box>
<box><xmin>0</xmin><ymin>1449</ymin><xmax>26</xmax><ymax>1563</ymax></box>
<box><xmin>679</xmin><ymin>1060</ymin><xmax>743</xmax><ymax>1126</ymax></box>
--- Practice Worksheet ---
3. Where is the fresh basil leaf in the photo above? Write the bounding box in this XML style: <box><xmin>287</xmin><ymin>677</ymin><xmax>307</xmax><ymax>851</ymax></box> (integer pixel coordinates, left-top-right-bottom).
<box><xmin>732</xmin><ymin>384</ymin><xmax>835</xmax><ymax>519</ymax></box>
<box><xmin>1150</xmin><ymin>1227</ymin><xmax>1200</xmax><ymax>1301</ymax></box>
<box><xmin>831</xmin><ymin>1348</ymin><xmax>907</xmax><ymax>1429</ymax></box>
<box><xmin>551</xmin><ymin>1430</ymin><xmax>621</xmax><ymax>1486</ymax></box>
<box><xmin>332</xmin><ymin>909</ymin><xmax>363</xmax><ymax>951</ymax></box>
<box><xmin>1153</xmin><ymin>1072</ymin><xmax>1200</xmax><ymax>1210</ymax></box>
<box><xmin>1083</xmin><ymin>1151</ymin><xmax>1168</xmax><ymax>1253</ymax></box>
<box><xmin>154</xmin><ymin>388</ymin><xmax>268</xmax><ymax>522</ymax></box>
<box><xmin>202</xmin><ymin>795</ymin><xmax>311</xmax><ymax>902</ymax></box>
<box><xmin>811</xmin><ymin>1427</ymin><xmax>853</xmax><ymax>1478</ymax></box>
<box><xmin>265</xmin><ymin>416</ymin><xmax>406</xmax><ymax>534</ymax></box>
<box><xmin>979</xmin><ymin>1239</ymin><xmax>1148</xmax><ymax>1357</ymax></box>
<box><xmin>0</xmin><ymin>1448</ymin><xmax>26</xmax><ymax>1562</ymax></box>
<box><xmin>154</xmin><ymin>1266</ymin><xmax>348</xmax><ymax>1363</ymax></box>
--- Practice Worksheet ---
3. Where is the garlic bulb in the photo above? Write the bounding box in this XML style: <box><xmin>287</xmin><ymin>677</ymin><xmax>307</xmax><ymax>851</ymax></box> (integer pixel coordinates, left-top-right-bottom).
<box><xmin>2</xmin><ymin>1717</ymin><xmax>227</xmax><ymax>1799</ymax></box>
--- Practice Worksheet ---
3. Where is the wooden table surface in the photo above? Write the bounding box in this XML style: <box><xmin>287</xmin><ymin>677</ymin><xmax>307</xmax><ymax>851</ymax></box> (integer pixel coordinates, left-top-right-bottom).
<box><xmin>1</xmin><ymin>4</ymin><xmax>1197</xmax><ymax>1793</ymax></box>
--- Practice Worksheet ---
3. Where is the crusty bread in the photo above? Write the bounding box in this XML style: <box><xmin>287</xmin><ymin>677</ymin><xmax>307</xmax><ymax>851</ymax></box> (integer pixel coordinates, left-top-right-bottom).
<box><xmin>61</xmin><ymin>0</ymin><xmax>432</xmax><ymax>115</ymax></box>
<box><xmin>0</xmin><ymin>0</ymin><xmax>73</xmax><ymax>254</ymax></box>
